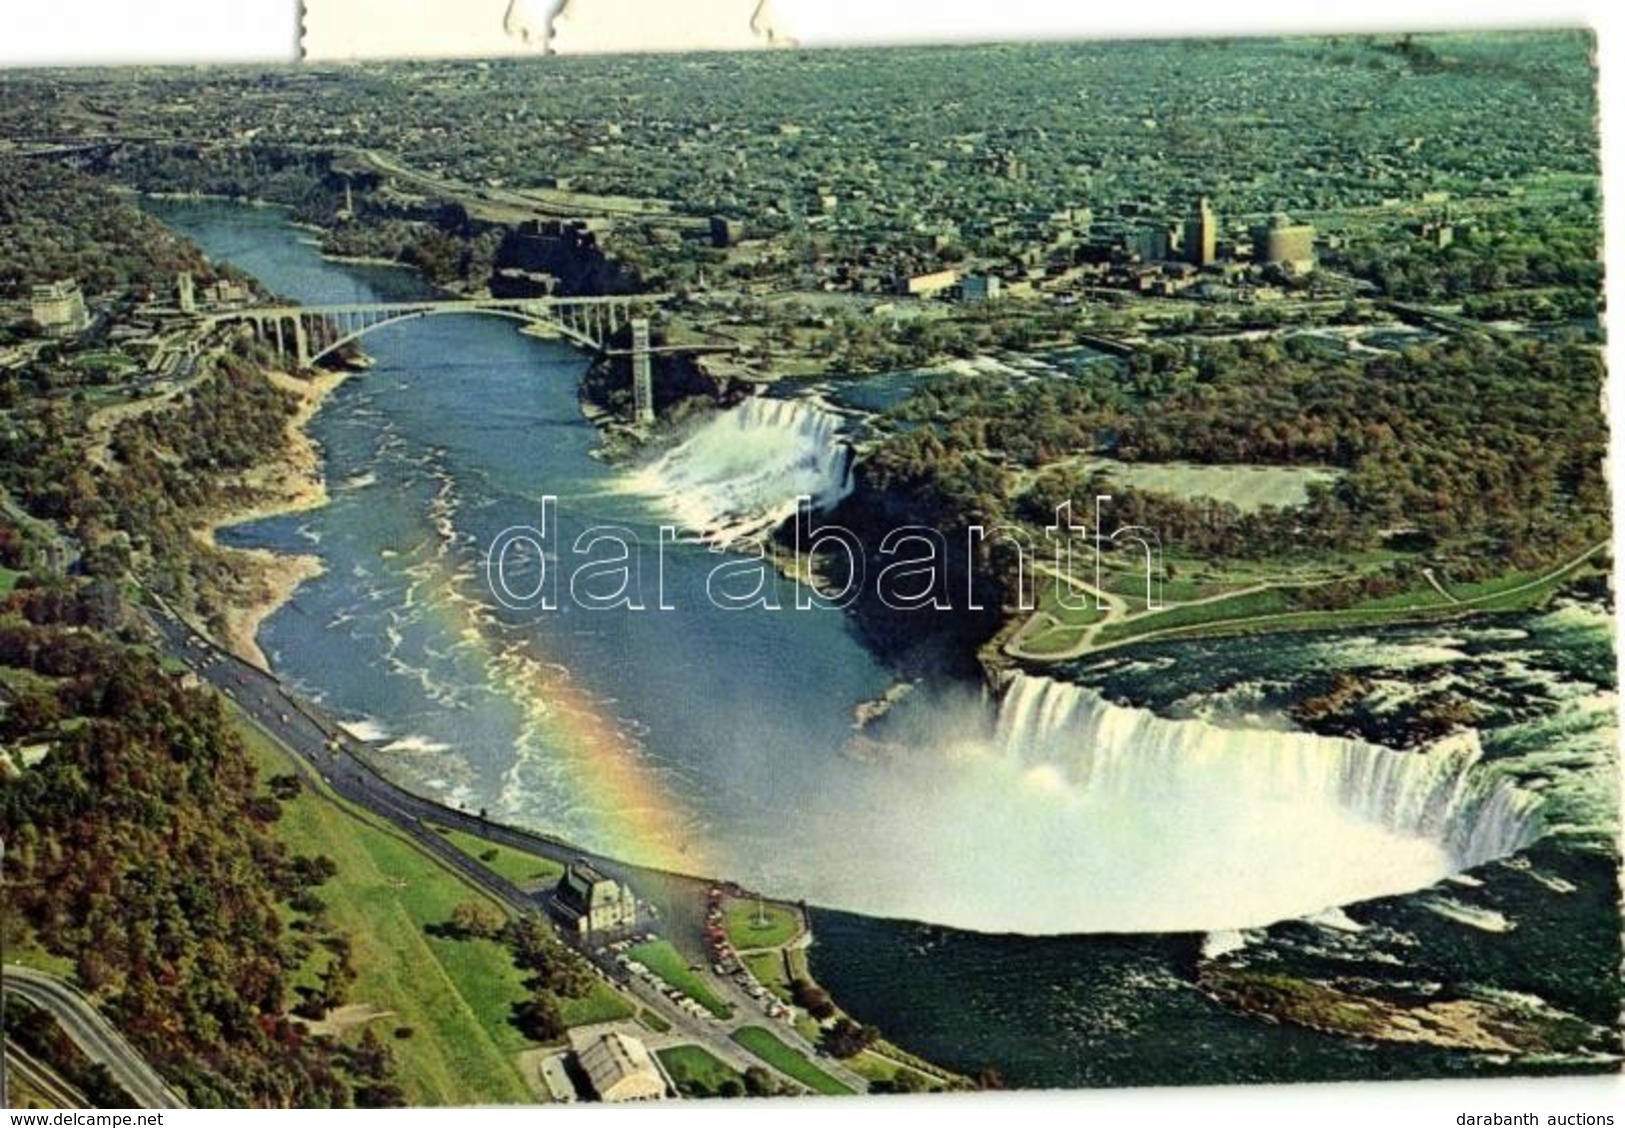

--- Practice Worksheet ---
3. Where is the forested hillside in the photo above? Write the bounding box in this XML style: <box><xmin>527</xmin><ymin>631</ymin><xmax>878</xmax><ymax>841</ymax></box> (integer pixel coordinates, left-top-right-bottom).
<box><xmin>849</xmin><ymin>335</ymin><xmax>1609</xmax><ymax>619</ymax></box>
<box><xmin>0</xmin><ymin>582</ymin><xmax>400</xmax><ymax>1105</ymax></box>
<box><xmin>0</xmin><ymin>160</ymin><xmax>216</xmax><ymax>300</ymax></box>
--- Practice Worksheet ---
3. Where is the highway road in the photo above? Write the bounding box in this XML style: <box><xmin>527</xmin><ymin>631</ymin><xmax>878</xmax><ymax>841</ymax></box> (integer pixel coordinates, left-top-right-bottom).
<box><xmin>8</xmin><ymin>1043</ymin><xmax>91</xmax><ymax>1109</ymax></box>
<box><xmin>3</xmin><ymin>966</ymin><xmax>187</xmax><ymax>1109</ymax></box>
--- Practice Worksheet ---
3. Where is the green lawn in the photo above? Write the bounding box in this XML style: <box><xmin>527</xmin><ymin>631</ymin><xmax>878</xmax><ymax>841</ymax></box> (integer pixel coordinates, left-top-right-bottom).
<box><xmin>656</xmin><ymin>1045</ymin><xmax>744</xmax><ymax>1098</ymax></box>
<box><xmin>722</xmin><ymin>900</ymin><xmax>801</xmax><ymax>951</ymax></box>
<box><xmin>236</xmin><ymin>715</ymin><xmax>536</xmax><ymax>1105</ymax></box>
<box><xmin>1095</xmin><ymin>563</ymin><xmax>1590</xmax><ymax>649</ymax></box>
<box><xmin>1078</xmin><ymin>545</ymin><xmax>1604</xmax><ymax>652</ymax></box>
<box><xmin>742</xmin><ymin>952</ymin><xmax>792</xmax><ymax>1001</ymax></box>
<box><xmin>1460</xmin><ymin>554</ymin><xmax>1601</xmax><ymax>612</ymax></box>
<box><xmin>847</xmin><ymin>1050</ymin><xmax>938</xmax><ymax>1092</ymax></box>
<box><xmin>432</xmin><ymin>825</ymin><xmax>565</xmax><ymax>890</ymax></box>
<box><xmin>1102</xmin><ymin>570</ymin><xmax>1229</xmax><ymax>604</ymax></box>
<box><xmin>1095</xmin><ymin>588</ymin><xmax>1292</xmax><ymax>645</ymax></box>
<box><xmin>1035</xmin><ymin>588</ymin><xmax>1110</xmax><ymax>630</ymax></box>
<box><xmin>1335</xmin><ymin>585</ymin><xmax>1453</xmax><ymax>613</ymax></box>
<box><xmin>731</xmin><ymin>1027</ymin><xmax>853</xmax><ymax>1096</ymax></box>
<box><xmin>1086</xmin><ymin>458</ymin><xmax>1341</xmax><ymax>514</ymax></box>
<box><xmin>638</xmin><ymin>1009</ymin><xmax>673</xmax><ymax>1034</ymax></box>
<box><xmin>559</xmin><ymin>982</ymin><xmax>635</xmax><ymax>1028</ymax></box>
<box><xmin>71</xmin><ymin>350</ymin><xmax>138</xmax><ymax>376</ymax></box>
<box><xmin>1014</xmin><ymin>622</ymin><xmax>1090</xmax><ymax>657</ymax></box>
<box><xmin>7</xmin><ymin>933</ymin><xmax>77</xmax><ymax>980</ymax></box>
<box><xmin>627</xmin><ymin>940</ymin><xmax>732</xmax><ymax>1019</ymax></box>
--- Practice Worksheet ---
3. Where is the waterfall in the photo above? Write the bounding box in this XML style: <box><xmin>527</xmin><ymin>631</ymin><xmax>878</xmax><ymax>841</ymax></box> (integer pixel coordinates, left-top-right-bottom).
<box><xmin>780</xmin><ymin>671</ymin><xmax>1547</xmax><ymax>934</ymax></box>
<box><xmin>993</xmin><ymin>674</ymin><xmax>1544</xmax><ymax>875</ymax></box>
<box><xmin>628</xmin><ymin>397</ymin><xmax>854</xmax><ymax>544</ymax></box>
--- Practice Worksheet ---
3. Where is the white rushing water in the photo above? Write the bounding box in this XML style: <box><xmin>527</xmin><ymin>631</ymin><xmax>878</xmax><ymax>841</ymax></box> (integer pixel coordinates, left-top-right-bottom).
<box><xmin>628</xmin><ymin>397</ymin><xmax>854</xmax><ymax>543</ymax></box>
<box><xmin>993</xmin><ymin>675</ymin><xmax>1545</xmax><ymax>871</ymax></box>
<box><xmin>805</xmin><ymin>674</ymin><xmax>1545</xmax><ymax>934</ymax></box>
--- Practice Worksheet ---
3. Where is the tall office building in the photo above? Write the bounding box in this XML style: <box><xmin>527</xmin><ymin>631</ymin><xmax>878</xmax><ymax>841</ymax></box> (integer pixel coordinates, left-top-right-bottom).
<box><xmin>1183</xmin><ymin>196</ymin><xmax>1217</xmax><ymax>268</ymax></box>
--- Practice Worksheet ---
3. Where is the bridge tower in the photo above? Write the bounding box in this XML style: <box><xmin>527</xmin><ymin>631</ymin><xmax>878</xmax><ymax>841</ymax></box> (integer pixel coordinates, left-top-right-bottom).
<box><xmin>177</xmin><ymin>271</ymin><xmax>195</xmax><ymax>315</ymax></box>
<box><xmin>631</xmin><ymin>317</ymin><xmax>655</xmax><ymax>426</ymax></box>
<box><xmin>293</xmin><ymin>316</ymin><xmax>311</xmax><ymax>370</ymax></box>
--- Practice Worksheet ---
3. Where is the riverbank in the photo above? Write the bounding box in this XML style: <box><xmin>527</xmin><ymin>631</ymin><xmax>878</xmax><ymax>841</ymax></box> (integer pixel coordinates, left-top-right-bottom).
<box><xmin>201</xmin><ymin>366</ymin><xmax>350</xmax><ymax>668</ymax></box>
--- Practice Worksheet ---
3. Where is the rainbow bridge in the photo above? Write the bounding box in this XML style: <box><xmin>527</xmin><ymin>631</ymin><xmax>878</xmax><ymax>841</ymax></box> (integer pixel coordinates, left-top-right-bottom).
<box><xmin>205</xmin><ymin>294</ymin><xmax>679</xmax><ymax>421</ymax></box>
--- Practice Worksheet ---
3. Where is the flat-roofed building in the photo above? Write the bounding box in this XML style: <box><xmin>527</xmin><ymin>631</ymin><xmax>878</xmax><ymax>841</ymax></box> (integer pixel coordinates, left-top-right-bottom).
<box><xmin>899</xmin><ymin>268</ymin><xmax>959</xmax><ymax>297</ymax></box>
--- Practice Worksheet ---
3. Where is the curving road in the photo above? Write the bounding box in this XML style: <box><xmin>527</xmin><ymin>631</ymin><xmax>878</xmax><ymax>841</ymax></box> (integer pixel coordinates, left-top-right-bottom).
<box><xmin>4</xmin><ymin>966</ymin><xmax>187</xmax><ymax>1109</ymax></box>
<box><xmin>8</xmin><ymin>1044</ymin><xmax>90</xmax><ymax>1109</ymax></box>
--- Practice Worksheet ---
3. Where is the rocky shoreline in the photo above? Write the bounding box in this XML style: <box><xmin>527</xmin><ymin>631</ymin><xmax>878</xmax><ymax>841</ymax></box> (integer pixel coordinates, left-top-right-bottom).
<box><xmin>202</xmin><ymin>366</ymin><xmax>350</xmax><ymax>669</ymax></box>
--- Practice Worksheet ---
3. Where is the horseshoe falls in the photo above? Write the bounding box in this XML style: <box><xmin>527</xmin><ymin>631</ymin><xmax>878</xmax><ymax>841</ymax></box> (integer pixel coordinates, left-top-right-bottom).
<box><xmin>804</xmin><ymin>675</ymin><xmax>1545</xmax><ymax>935</ymax></box>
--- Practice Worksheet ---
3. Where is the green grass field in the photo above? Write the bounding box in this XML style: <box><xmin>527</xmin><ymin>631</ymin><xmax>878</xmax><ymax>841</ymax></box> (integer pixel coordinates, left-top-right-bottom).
<box><xmin>1033</xmin><ymin>585</ymin><xmax>1111</xmax><ymax>629</ymax></box>
<box><xmin>656</xmin><ymin>1045</ymin><xmax>744</xmax><ymax>1098</ymax></box>
<box><xmin>1095</xmin><ymin>588</ymin><xmax>1292</xmax><ymax>645</ymax></box>
<box><xmin>731</xmin><ymin>1027</ymin><xmax>853</xmax><ymax>1096</ymax></box>
<box><xmin>742</xmin><ymin>952</ymin><xmax>792</xmax><ymax>1001</ymax></box>
<box><xmin>1332</xmin><ymin>585</ymin><xmax>1453</xmax><ymax>613</ymax></box>
<box><xmin>71</xmin><ymin>350</ymin><xmax>139</xmax><ymax>376</ymax></box>
<box><xmin>722</xmin><ymin>900</ymin><xmax>801</xmax><ymax>951</ymax></box>
<box><xmin>235</xmin><ymin>715</ymin><xmax>541</xmax><ymax>1104</ymax></box>
<box><xmin>1090</xmin><ymin>556</ymin><xmax>1596</xmax><ymax>650</ymax></box>
<box><xmin>627</xmin><ymin>940</ymin><xmax>732</xmax><ymax>1018</ymax></box>
<box><xmin>638</xmin><ymin>1009</ymin><xmax>673</xmax><ymax>1034</ymax></box>
<box><xmin>1088</xmin><ymin>458</ymin><xmax>1341</xmax><ymax>513</ymax></box>
<box><xmin>559</xmin><ymin>983</ymin><xmax>636</xmax><ymax>1028</ymax></box>
<box><xmin>431</xmin><ymin>825</ymin><xmax>565</xmax><ymax>889</ymax></box>
<box><xmin>846</xmin><ymin>1049</ymin><xmax>939</xmax><ymax>1092</ymax></box>
<box><xmin>7</xmin><ymin>933</ymin><xmax>77</xmax><ymax>980</ymax></box>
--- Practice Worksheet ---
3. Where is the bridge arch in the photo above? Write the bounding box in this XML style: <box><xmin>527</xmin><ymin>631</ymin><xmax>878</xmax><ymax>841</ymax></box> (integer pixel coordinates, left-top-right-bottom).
<box><xmin>210</xmin><ymin>295</ymin><xmax>674</xmax><ymax>421</ymax></box>
<box><xmin>304</xmin><ymin>305</ymin><xmax>601</xmax><ymax>366</ymax></box>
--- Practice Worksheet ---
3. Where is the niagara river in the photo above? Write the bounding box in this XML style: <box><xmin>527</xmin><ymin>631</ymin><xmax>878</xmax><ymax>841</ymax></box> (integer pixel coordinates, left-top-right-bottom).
<box><xmin>150</xmin><ymin>198</ymin><xmax>1557</xmax><ymax>936</ymax></box>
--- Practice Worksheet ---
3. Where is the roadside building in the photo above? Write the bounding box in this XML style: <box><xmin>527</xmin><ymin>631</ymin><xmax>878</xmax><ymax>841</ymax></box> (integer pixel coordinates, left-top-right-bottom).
<box><xmin>961</xmin><ymin>274</ymin><xmax>1003</xmax><ymax>304</ymax></box>
<box><xmin>30</xmin><ymin>280</ymin><xmax>90</xmax><ymax>336</ymax></box>
<box><xmin>572</xmin><ymin>1031</ymin><xmax>669</xmax><ymax>1103</ymax></box>
<box><xmin>709</xmin><ymin>215</ymin><xmax>744</xmax><ymax>248</ymax></box>
<box><xmin>898</xmin><ymin>268</ymin><xmax>959</xmax><ymax>298</ymax></box>
<box><xmin>1416</xmin><ymin>217</ymin><xmax>1455</xmax><ymax>249</ymax></box>
<box><xmin>206</xmin><ymin>279</ymin><xmax>252</xmax><ymax>308</ymax></box>
<box><xmin>552</xmin><ymin>858</ymin><xmax>639</xmax><ymax>936</ymax></box>
<box><xmin>1124</xmin><ymin>225</ymin><xmax>1171</xmax><ymax>264</ymax></box>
